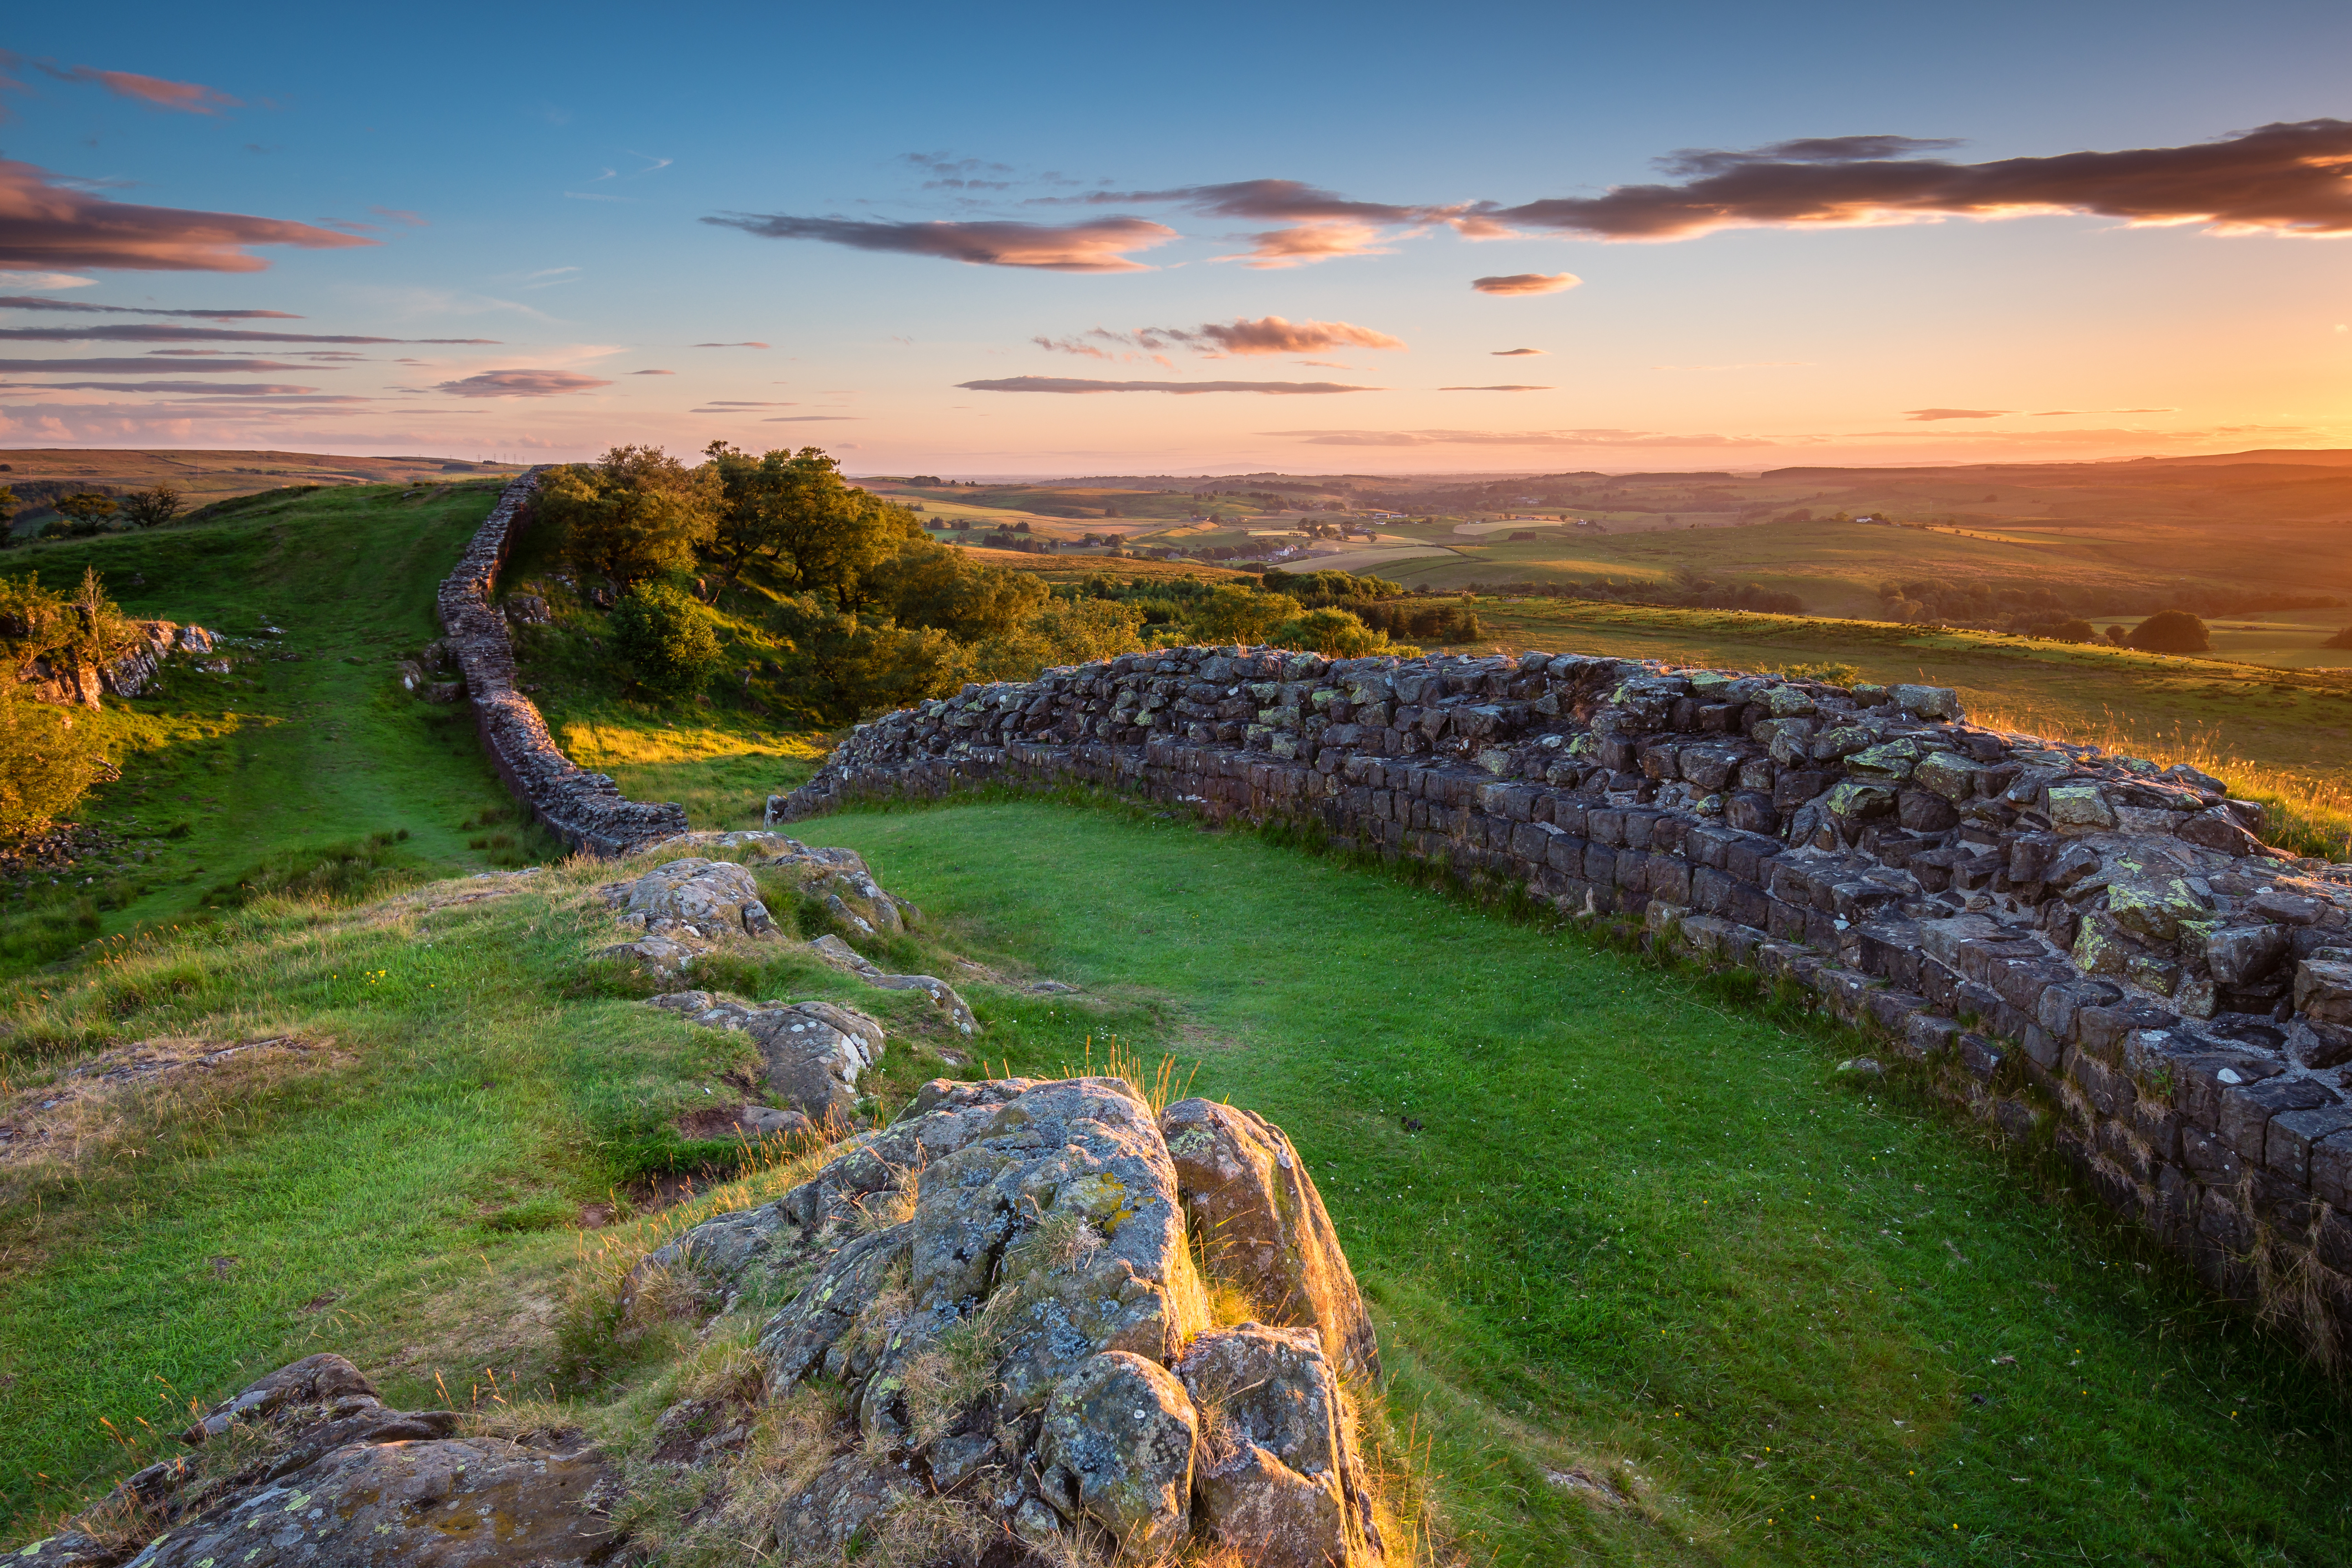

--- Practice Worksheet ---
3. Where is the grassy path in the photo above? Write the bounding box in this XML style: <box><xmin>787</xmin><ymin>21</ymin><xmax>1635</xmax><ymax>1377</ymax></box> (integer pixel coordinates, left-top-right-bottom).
<box><xmin>2</xmin><ymin>485</ymin><xmax>550</xmax><ymax>972</ymax></box>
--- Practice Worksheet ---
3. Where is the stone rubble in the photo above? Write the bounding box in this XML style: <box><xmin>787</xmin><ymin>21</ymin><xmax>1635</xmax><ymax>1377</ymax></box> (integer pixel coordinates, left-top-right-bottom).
<box><xmin>772</xmin><ymin>644</ymin><xmax>2352</xmax><ymax>1351</ymax></box>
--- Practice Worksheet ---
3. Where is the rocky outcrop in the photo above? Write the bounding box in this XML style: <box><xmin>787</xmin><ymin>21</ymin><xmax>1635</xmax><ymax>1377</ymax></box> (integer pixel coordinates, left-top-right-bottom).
<box><xmin>645</xmin><ymin>1075</ymin><xmax>1382</xmax><ymax>1563</ymax></box>
<box><xmin>435</xmin><ymin>469</ymin><xmax>688</xmax><ymax>855</ymax></box>
<box><xmin>649</xmin><ymin>990</ymin><xmax>886</xmax><ymax>1123</ymax></box>
<box><xmin>16</xmin><ymin>1354</ymin><xmax>621</xmax><ymax>1568</ymax></box>
<box><xmin>16</xmin><ymin>620</ymin><xmax>212</xmax><ymax>707</ymax></box>
<box><xmin>771</xmin><ymin>644</ymin><xmax>2352</xmax><ymax>1355</ymax></box>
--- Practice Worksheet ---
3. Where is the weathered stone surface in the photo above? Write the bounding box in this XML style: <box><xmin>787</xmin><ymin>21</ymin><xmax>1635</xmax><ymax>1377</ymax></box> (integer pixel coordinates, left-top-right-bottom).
<box><xmin>1179</xmin><ymin>1325</ymin><xmax>1381</xmax><ymax>1568</ymax></box>
<box><xmin>602</xmin><ymin>857</ymin><xmax>777</xmax><ymax>939</ymax></box>
<box><xmin>648</xmin><ymin>990</ymin><xmax>888</xmax><ymax>1120</ymax></box>
<box><xmin>1038</xmin><ymin>1350</ymin><xmax>1198</xmax><ymax>1545</ymax></box>
<box><xmin>1162</xmin><ymin>1097</ymin><xmax>1380</xmax><ymax>1379</ymax></box>
<box><xmin>806</xmin><ymin>933</ymin><xmax>979</xmax><ymax>1035</ymax></box>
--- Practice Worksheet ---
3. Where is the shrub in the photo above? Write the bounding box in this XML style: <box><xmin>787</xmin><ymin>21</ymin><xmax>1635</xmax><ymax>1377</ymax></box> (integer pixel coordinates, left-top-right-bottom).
<box><xmin>610</xmin><ymin>582</ymin><xmax>727</xmax><ymax>699</ymax></box>
<box><xmin>2106</xmin><ymin>624</ymin><xmax>2128</xmax><ymax>644</ymax></box>
<box><xmin>2324</xmin><ymin>625</ymin><xmax>2352</xmax><ymax>650</ymax></box>
<box><xmin>2126</xmin><ymin>609</ymin><xmax>2210</xmax><ymax>653</ymax></box>
<box><xmin>0</xmin><ymin>680</ymin><xmax>102</xmax><ymax>839</ymax></box>
<box><xmin>1189</xmin><ymin>584</ymin><xmax>1302</xmax><ymax>645</ymax></box>
<box><xmin>1270</xmin><ymin>607</ymin><xmax>1390</xmax><ymax>657</ymax></box>
<box><xmin>2052</xmin><ymin>618</ymin><xmax>2097</xmax><ymax>643</ymax></box>
<box><xmin>768</xmin><ymin>593</ymin><xmax>960</xmax><ymax>722</ymax></box>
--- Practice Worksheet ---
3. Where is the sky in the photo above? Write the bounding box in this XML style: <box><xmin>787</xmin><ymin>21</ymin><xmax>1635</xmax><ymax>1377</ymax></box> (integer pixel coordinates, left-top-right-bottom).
<box><xmin>5</xmin><ymin>0</ymin><xmax>2352</xmax><ymax>476</ymax></box>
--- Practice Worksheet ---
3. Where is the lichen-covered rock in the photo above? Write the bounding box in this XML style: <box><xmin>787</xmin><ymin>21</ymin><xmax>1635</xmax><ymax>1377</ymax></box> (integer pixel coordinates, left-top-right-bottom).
<box><xmin>32</xmin><ymin>1354</ymin><xmax>619</xmax><ymax>1568</ymax></box>
<box><xmin>648</xmin><ymin>991</ymin><xmax>887</xmax><ymax>1120</ymax></box>
<box><xmin>1161</xmin><ymin>1098</ymin><xmax>1379</xmax><ymax>1380</ymax></box>
<box><xmin>805</xmin><ymin>933</ymin><xmax>979</xmax><ymax>1035</ymax></box>
<box><xmin>602</xmin><ymin>858</ymin><xmax>776</xmax><ymax>940</ymax></box>
<box><xmin>1038</xmin><ymin>1350</ymin><xmax>1198</xmax><ymax>1546</ymax></box>
<box><xmin>1180</xmin><ymin>1325</ymin><xmax>1382</xmax><ymax>1568</ymax></box>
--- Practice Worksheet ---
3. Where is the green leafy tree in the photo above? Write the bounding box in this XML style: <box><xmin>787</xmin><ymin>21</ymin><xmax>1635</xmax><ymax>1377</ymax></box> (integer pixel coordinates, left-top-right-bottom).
<box><xmin>608</xmin><ymin>582</ymin><xmax>726</xmax><ymax>698</ymax></box>
<box><xmin>1189</xmin><ymin>583</ymin><xmax>1301</xmax><ymax>646</ymax></box>
<box><xmin>0</xmin><ymin>486</ymin><xmax>16</xmax><ymax>549</ymax></box>
<box><xmin>46</xmin><ymin>492</ymin><xmax>117</xmax><ymax>538</ymax></box>
<box><xmin>538</xmin><ymin>446</ymin><xmax>716</xmax><ymax>589</ymax></box>
<box><xmin>704</xmin><ymin>444</ymin><xmax>921</xmax><ymax>602</ymax></box>
<box><xmin>863</xmin><ymin>536</ymin><xmax>1048</xmax><ymax>642</ymax></box>
<box><xmin>2126</xmin><ymin>610</ymin><xmax>2210</xmax><ymax>653</ymax></box>
<box><xmin>767</xmin><ymin>593</ymin><xmax>962</xmax><ymax>722</ymax></box>
<box><xmin>121</xmin><ymin>484</ymin><xmax>184</xmax><ymax>528</ymax></box>
<box><xmin>1270</xmin><ymin>606</ymin><xmax>1392</xmax><ymax>657</ymax></box>
<box><xmin>0</xmin><ymin>679</ymin><xmax>101</xmax><ymax>839</ymax></box>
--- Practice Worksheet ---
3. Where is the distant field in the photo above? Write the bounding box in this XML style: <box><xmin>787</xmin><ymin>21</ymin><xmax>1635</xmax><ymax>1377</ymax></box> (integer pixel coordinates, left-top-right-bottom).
<box><xmin>0</xmin><ymin>448</ymin><xmax>521</xmax><ymax>538</ymax></box>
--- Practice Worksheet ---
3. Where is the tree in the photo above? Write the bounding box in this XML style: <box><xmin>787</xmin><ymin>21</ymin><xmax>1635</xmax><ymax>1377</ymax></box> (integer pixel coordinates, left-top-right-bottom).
<box><xmin>1271</xmin><ymin>607</ymin><xmax>1391</xmax><ymax>656</ymax></box>
<box><xmin>863</xmin><ymin>536</ymin><xmax>1048</xmax><ymax>643</ymax></box>
<box><xmin>608</xmin><ymin>581</ymin><xmax>726</xmax><ymax>698</ymax></box>
<box><xmin>46</xmin><ymin>492</ymin><xmax>117</xmax><ymax>538</ymax></box>
<box><xmin>537</xmin><ymin>446</ymin><xmax>716</xmax><ymax>589</ymax></box>
<box><xmin>703</xmin><ymin>444</ymin><xmax>920</xmax><ymax>603</ymax></box>
<box><xmin>121</xmin><ymin>484</ymin><xmax>184</xmax><ymax>528</ymax></box>
<box><xmin>767</xmin><ymin>592</ymin><xmax>961</xmax><ymax>722</ymax></box>
<box><xmin>2126</xmin><ymin>610</ymin><xmax>2210</xmax><ymax>653</ymax></box>
<box><xmin>1190</xmin><ymin>583</ymin><xmax>1301</xmax><ymax>646</ymax></box>
<box><xmin>0</xmin><ymin>679</ymin><xmax>100</xmax><ymax>840</ymax></box>
<box><xmin>2052</xmin><ymin>618</ymin><xmax>2098</xmax><ymax>643</ymax></box>
<box><xmin>0</xmin><ymin>486</ymin><xmax>15</xmax><ymax>549</ymax></box>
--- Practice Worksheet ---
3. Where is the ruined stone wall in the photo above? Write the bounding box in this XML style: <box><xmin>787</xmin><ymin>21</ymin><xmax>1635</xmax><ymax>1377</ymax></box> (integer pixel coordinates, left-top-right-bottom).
<box><xmin>437</xmin><ymin>469</ymin><xmax>688</xmax><ymax>856</ymax></box>
<box><xmin>774</xmin><ymin>644</ymin><xmax>2352</xmax><ymax>1352</ymax></box>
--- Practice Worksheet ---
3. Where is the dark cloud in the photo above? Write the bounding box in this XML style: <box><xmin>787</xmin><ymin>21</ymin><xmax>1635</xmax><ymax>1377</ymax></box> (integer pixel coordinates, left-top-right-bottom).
<box><xmin>0</xmin><ymin>356</ymin><xmax>319</xmax><ymax>372</ymax></box>
<box><xmin>433</xmin><ymin>369</ymin><xmax>612</xmax><ymax>398</ymax></box>
<box><xmin>0</xmin><ymin>379</ymin><xmax>316</xmax><ymax>394</ymax></box>
<box><xmin>959</xmin><ymin>376</ymin><xmax>1378</xmax><ymax>395</ymax></box>
<box><xmin>0</xmin><ymin>295</ymin><xmax>302</xmax><ymax>319</ymax></box>
<box><xmin>1904</xmin><ymin>407</ymin><xmax>2010</xmax><ymax>420</ymax></box>
<box><xmin>37</xmin><ymin>64</ymin><xmax>240</xmax><ymax>115</ymax></box>
<box><xmin>0</xmin><ymin>325</ymin><xmax>495</xmax><ymax>343</ymax></box>
<box><xmin>692</xmin><ymin>340</ymin><xmax>770</xmax><ymax>348</ymax></box>
<box><xmin>1439</xmin><ymin>384</ymin><xmax>1553</xmax><ymax>391</ymax></box>
<box><xmin>1489</xmin><ymin>120</ymin><xmax>2352</xmax><ymax>240</ymax></box>
<box><xmin>703</xmin><ymin>212</ymin><xmax>1177</xmax><ymax>272</ymax></box>
<box><xmin>1492</xmin><ymin>347</ymin><xmax>1546</xmax><ymax>356</ymax></box>
<box><xmin>1471</xmin><ymin>273</ymin><xmax>1581</xmax><ymax>296</ymax></box>
<box><xmin>0</xmin><ymin>159</ymin><xmax>376</xmax><ymax>272</ymax></box>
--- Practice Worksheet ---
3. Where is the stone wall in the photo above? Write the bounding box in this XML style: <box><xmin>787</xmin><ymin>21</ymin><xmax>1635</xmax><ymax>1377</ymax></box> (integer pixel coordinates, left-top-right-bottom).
<box><xmin>773</xmin><ymin>644</ymin><xmax>2352</xmax><ymax>1353</ymax></box>
<box><xmin>436</xmin><ymin>469</ymin><xmax>688</xmax><ymax>856</ymax></box>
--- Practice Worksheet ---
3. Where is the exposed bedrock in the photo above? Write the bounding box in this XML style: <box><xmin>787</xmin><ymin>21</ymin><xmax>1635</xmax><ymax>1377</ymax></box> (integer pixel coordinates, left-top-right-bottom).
<box><xmin>772</xmin><ymin>644</ymin><xmax>2352</xmax><ymax>1356</ymax></box>
<box><xmin>436</xmin><ymin>468</ymin><xmax>688</xmax><ymax>856</ymax></box>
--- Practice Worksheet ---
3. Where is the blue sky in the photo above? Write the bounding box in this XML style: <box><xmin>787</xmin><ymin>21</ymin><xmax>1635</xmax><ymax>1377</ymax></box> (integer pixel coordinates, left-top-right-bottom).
<box><xmin>5</xmin><ymin>0</ymin><xmax>2352</xmax><ymax>473</ymax></box>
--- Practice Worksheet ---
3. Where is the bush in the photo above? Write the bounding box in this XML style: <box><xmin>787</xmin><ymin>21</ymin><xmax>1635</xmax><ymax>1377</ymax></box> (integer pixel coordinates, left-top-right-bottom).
<box><xmin>2051</xmin><ymin>618</ymin><xmax>2097</xmax><ymax>643</ymax></box>
<box><xmin>2126</xmin><ymin>610</ymin><xmax>2210</xmax><ymax>654</ymax></box>
<box><xmin>610</xmin><ymin>582</ymin><xmax>727</xmax><ymax>698</ymax></box>
<box><xmin>0</xmin><ymin>681</ymin><xmax>102</xmax><ymax>839</ymax></box>
<box><xmin>768</xmin><ymin>593</ymin><xmax>961</xmax><ymax>723</ymax></box>
<box><xmin>1270</xmin><ymin>607</ymin><xmax>1391</xmax><ymax>657</ymax></box>
<box><xmin>2324</xmin><ymin>625</ymin><xmax>2352</xmax><ymax>650</ymax></box>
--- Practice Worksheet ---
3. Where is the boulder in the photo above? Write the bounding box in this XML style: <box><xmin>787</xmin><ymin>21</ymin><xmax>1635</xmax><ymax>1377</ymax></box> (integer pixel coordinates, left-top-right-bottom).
<box><xmin>647</xmin><ymin>991</ymin><xmax>888</xmax><ymax>1120</ymax></box>
<box><xmin>1180</xmin><ymin>1325</ymin><xmax>1382</xmax><ymax>1568</ymax></box>
<box><xmin>602</xmin><ymin>858</ymin><xmax>777</xmax><ymax>941</ymax></box>
<box><xmin>1038</xmin><ymin>1350</ymin><xmax>1198</xmax><ymax>1546</ymax></box>
<box><xmin>806</xmin><ymin>933</ymin><xmax>979</xmax><ymax>1035</ymax></box>
<box><xmin>1161</xmin><ymin>1098</ymin><xmax>1380</xmax><ymax>1379</ymax></box>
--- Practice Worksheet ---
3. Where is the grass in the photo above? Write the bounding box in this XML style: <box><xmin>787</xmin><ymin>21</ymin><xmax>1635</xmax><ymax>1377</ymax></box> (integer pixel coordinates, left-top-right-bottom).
<box><xmin>0</xmin><ymin>481</ymin><xmax>566</xmax><ymax>975</ymax></box>
<box><xmin>5</xmin><ymin>802</ymin><xmax>2346</xmax><ymax>1564</ymax></box>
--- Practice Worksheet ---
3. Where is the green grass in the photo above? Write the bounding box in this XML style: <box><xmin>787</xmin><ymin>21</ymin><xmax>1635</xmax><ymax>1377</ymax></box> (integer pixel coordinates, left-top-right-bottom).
<box><xmin>0</xmin><ymin>482</ymin><xmax>566</xmax><ymax>975</ymax></box>
<box><xmin>6</xmin><ymin>803</ymin><xmax>2344</xmax><ymax>1563</ymax></box>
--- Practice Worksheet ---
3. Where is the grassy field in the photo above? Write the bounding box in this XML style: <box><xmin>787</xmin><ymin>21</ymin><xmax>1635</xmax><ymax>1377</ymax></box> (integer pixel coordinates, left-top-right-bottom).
<box><xmin>2</xmin><ymin>802</ymin><xmax>2345</xmax><ymax>1565</ymax></box>
<box><xmin>0</xmin><ymin>482</ymin><xmax>559</xmax><ymax>975</ymax></box>
<box><xmin>0</xmin><ymin>449</ymin><xmax>522</xmax><ymax>538</ymax></box>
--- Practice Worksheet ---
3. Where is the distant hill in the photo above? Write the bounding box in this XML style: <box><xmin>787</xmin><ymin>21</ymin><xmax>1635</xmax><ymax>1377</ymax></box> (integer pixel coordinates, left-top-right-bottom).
<box><xmin>0</xmin><ymin>448</ymin><xmax>524</xmax><ymax>536</ymax></box>
<box><xmin>2124</xmin><ymin>449</ymin><xmax>2352</xmax><ymax>468</ymax></box>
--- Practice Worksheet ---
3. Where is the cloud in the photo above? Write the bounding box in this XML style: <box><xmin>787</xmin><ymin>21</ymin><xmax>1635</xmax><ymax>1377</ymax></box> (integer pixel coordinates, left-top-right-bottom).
<box><xmin>1904</xmin><ymin>407</ymin><xmax>2011</xmax><ymax>420</ymax></box>
<box><xmin>629</xmin><ymin>368</ymin><xmax>674</xmax><ymax>375</ymax></box>
<box><xmin>2030</xmin><ymin>406</ymin><xmax>2176</xmax><ymax>415</ymax></box>
<box><xmin>762</xmin><ymin>414</ymin><xmax>862</xmax><ymax>421</ymax></box>
<box><xmin>1471</xmin><ymin>272</ymin><xmax>1581</xmax><ymax>296</ymax></box>
<box><xmin>1036</xmin><ymin>315</ymin><xmax>1403</xmax><ymax>362</ymax></box>
<box><xmin>41</xmin><ymin>65</ymin><xmax>240</xmax><ymax>115</ymax></box>
<box><xmin>959</xmin><ymin>376</ymin><xmax>1378</xmax><ymax>395</ymax></box>
<box><xmin>1439</xmin><ymin>384</ymin><xmax>1553</xmax><ymax>391</ymax></box>
<box><xmin>0</xmin><ymin>325</ymin><xmax>495</xmax><ymax>343</ymax></box>
<box><xmin>1043</xmin><ymin>178</ymin><xmax>1505</xmax><ymax>265</ymax></box>
<box><xmin>1226</xmin><ymin>221</ymin><xmax>1391</xmax><ymax>268</ymax></box>
<box><xmin>0</xmin><ymin>272</ymin><xmax>95</xmax><ymax>290</ymax></box>
<box><xmin>903</xmin><ymin>152</ymin><xmax>1017</xmax><ymax>192</ymax></box>
<box><xmin>0</xmin><ymin>294</ymin><xmax>301</xmax><ymax>319</ymax></box>
<box><xmin>1266</xmin><ymin>427</ymin><xmax>1771</xmax><ymax>447</ymax></box>
<box><xmin>433</xmin><ymin>369</ymin><xmax>612</xmax><ymax>398</ymax></box>
<box><xmin>1488</xmin><ymin>120</ymin><xmax>2352</xmax><ymax>240</ymax></box>
<box><xmin>692</xmin><ymin>340</ymin><xmax>770</xmax><ymax>348</ymax></box>
<box><xmin>0</xmin><ymin>379</ymin><xmax>317</xmax><ymax>394</ymax></box>
<box><xmin>702</xmin><ymin>211</ymin><xmax>1177</xmax><ymax>272</ymax></box>
<box><xmin>0</xmin><ymin>159</ymin><xmax>376</xmax><ymax>272</ymax></box>
<box><xmin>0</xmin><ymin>356</ymin><xmax>320</xmax><ymax>373</ymax></box>
<box><xmin>1492</xmin><ymin>347</ymin><xmax>1546</xmax><ymax>356</ymax></box>
<box><xmin>370</xmin><ymin>206</ymin><xmax>428</xmax><ymax>227</ymax></box>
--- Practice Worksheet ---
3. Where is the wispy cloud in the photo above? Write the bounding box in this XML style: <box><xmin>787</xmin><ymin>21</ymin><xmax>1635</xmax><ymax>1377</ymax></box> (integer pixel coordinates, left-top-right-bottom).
<box><xmin>702</xmin><ymin>212</ymin><xmax>1179</xmax><ymax>272</ymax></box>
<box><xmin>0</xmin><ymin>294</ymin><xmax>301</xmax><ymax>319</ymax></box>
<box><xmin>1439</xmin><ymin>384</ymin><xmax>1552</xmax><ymax>391</ymax></box>
<box><xmin>0</xmin><ymin>324</ymin><xmax>494</xmax><ymax>343</ymax></box>
<box><xmin>1904</xmin><ymin>407</ymin><xmax>2010</xmax><ymax>420</ymax></box>
<box><xmin>433</xmin><ymin>368</ymin><xmax>612</xmax><ymax>397</ymax></box>
<box><xmin>762</xmin><ymin>414</ymin><xmax>862</xmax><ymax>421</ymax></box>
<box><xmin>1492</xmin><ymin>347</ymin><xmax>1546</xmax><ymax>356</ymax></box>
<box><xmin>0</xmin><ymin>159</ymin><xmax>375</xmax><ymax>272</ymax></box>
<box><xmin>1035</xmin><ymin>316</ymin><xmax>1403</xmax><ymax>363</ymax></box>
<box><xmin>1224</xmin><ymin>221</ymin><xmax>1391</xmax><ymax>268</ymax></box>
<box><xmin>370</xmin><ymin>206</ymin><xmax>428</xmax><ymax>227</ymax></box>
<box><xmin>36</xmin><ymin>63</ymin><xmax>240</xmax><ymax>115</ymax></box>
<box><xmin>959</xmin><ymin>376</ymin><xmax>1378</xmax><ymax>395</ymax></box>
<box><xmin>0</xmin><ymin>378</ymin><xmax>317</xmax><ymax>394</ymax></box>
<box><xmin>0</xmin><ymin>355</ymin><xmax>323</xmax><ymax>373</ymax></box>
<box><xmin>1471</xmin><ymin>272</ymin><xmax>1581</xmax><ymax>296</ymax></box>
<box><xmin>692</xmin><ymin>340</ymin><xmax>770</xmax><ymax>348</ymax></box>
<box><xmin>1488</xmin><ymin>120</ymin><xmax>2352</xmax><ymax>240</ymax></box>
<box><xmin>629</xmin><ymin>368</ymin><xmax>674</xmax><ymax>375</ymax></box>
<box><xmin>2031</xmin><ymin>406</ymin><xmax>2176</xmax><ymax>415</ymax></box>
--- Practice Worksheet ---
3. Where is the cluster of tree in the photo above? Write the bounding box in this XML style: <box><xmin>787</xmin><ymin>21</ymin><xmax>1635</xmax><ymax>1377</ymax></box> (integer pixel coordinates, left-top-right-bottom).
<box><xmin>0</xmin><ymin>569</ymin><xmax>128</xmax><ymax>838</ymax></box>
<box><xmin>1872</xmin><ymin>577</ymin><xmax>2337</xmax><ymax>634</ymax></box>
<box><xmin>1058</xmin><ymin>568</ymin><xmax>1457</xmax><ymax>655</ymax></box>
<box><xmin>0</xmin><ymin>483</ymin><xmax>183</xmax><ymax>545</ymax></box>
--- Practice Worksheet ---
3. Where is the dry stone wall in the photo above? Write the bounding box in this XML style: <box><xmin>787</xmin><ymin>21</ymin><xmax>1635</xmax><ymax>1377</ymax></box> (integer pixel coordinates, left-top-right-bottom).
<box><xmin>437</xmin><ymin>468</ymin><xmax>688</xmax><ymax>856</ymax></box>
<box><xmin>775</xmin><ymin>644</ymin><xmax>2352</xmax><ymax>1353</ymax></box>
